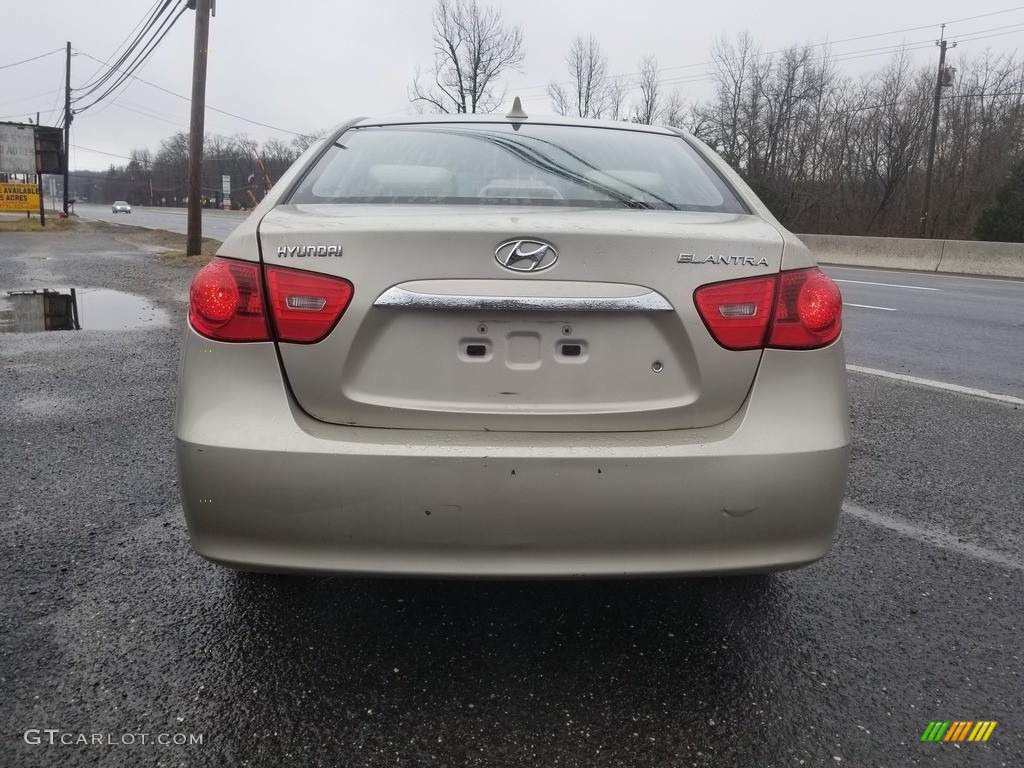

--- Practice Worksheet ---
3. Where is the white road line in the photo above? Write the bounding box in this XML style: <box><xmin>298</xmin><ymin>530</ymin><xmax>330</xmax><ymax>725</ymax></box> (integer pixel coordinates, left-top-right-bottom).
<box><xmin>847</xmin><ymin>364</ymin><xmax>1024</xmax><ymax>405</ymax></box>
<box><xmin>824</xmin><ymin>265</ymin><xmax>1023</xmax><ymax>285</ymax></box>
<box><xmin>843</xmin><ymin>502</ymin><xmax>1024</xmax><ymax>572</ymax></box>
<box><xmin>843</xmin><ymin>303</ymin><xmax>897</xmax><ymax>311</ymax></box>
<box><xmin>834</xmin><ymin>279</ymin><xmax>941</xmax><ymax>291</ymax></box>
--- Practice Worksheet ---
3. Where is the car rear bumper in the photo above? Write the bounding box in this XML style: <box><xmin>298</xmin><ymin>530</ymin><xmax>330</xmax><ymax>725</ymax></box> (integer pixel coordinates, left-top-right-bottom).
<box><xmin>175</xmin><ymin>327</ymin><xmax>850</xmax><ymax>577</ymax></box>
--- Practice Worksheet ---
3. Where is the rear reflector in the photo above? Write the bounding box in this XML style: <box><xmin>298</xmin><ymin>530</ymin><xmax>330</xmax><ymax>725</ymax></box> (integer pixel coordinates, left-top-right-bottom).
<box><xmin>264</xmin><ymin>266</ymin><xmax>353</xmax><ymax>343</ymax></box>
<box><xmin>694</xmin><ymin>268</ymin><xmax>842</xmax><ymax>351</ymax></box>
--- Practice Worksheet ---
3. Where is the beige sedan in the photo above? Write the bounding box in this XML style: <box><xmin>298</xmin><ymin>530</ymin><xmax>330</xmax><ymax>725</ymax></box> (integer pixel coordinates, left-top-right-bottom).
<box><xmin>175</xmin><ymin>113</ymin><xmax>849</xmax><ymax>577</ymax></box>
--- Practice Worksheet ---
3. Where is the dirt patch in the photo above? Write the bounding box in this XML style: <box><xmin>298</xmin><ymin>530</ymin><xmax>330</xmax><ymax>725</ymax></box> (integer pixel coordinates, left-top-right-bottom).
<box><xmin>0</xmin><ymin>216</ymin><xmax>222</xmax><ymax>266</ymax></box>
<box><xmin>76</xmin><ymin>219</ymin><xmax>222</xmax><ymax>259</ymax></box>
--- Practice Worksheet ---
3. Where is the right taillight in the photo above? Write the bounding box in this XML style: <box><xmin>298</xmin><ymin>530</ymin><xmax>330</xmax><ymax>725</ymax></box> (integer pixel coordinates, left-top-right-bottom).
<box><xmin>766</xmin><ymin>268</ymin><xmax>842</xmax><ymax>349</ymax></box>
<box><xmin>694</xmin><ymin>267</ymin><xmax>842</xmax><ymax>351</ymax></box>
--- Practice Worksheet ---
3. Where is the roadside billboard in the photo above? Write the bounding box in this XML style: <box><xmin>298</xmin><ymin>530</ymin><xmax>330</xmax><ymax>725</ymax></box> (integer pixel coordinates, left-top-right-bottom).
<box><xmin>0</xmin><ymin>123</ymin><xmax>36</xmax><ymax>174</ymax></box>
<box><xmin>0</xmin><ymin>182</ymin><xmax>40</xmax><ymax>212</ymax></box>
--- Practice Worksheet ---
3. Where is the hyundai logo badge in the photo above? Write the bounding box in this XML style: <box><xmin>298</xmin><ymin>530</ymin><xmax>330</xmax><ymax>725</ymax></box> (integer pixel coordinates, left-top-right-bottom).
<box><xmin>495</xmin><ymin>239</ymin><xmax>558</xmax><ymax>272</ymax></box>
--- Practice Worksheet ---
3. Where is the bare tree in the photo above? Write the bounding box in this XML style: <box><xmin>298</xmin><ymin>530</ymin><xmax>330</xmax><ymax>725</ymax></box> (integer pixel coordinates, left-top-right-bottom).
<box><xmin>410</xmin><ymin>0</ymin><xmax>525</xmax><ymax>114</ymax></box>
<box><xmin>692</xmin><ymin>33</ymin><xmax>763</xmax><ymax>164</ymax></box>
<box><xmin>631</xmin><ymin>56</ymin><xmax>664</xmax><ymax>124</ymax></box>
<box><xmin>292</xmin><ymin>130</ymin><xmax>327</xmax><ymax>154</ymax></box>
<box><xmin>129</xmin><ymin>148</ymin><xmax>153</xmax><ymax>176</ymax></box>
<box><xmin>607</xmin><ymin>75</ymin><xmax>629</xmax><ymax>121</ymax></box>
<box><xmin>547</xmin><ymin>35</ymin><xmax>611</xmax><ymax>118</ymax></box>
<box><xmin>153</xmin><ymin>131</ymin><xmax>189</xmax><ymax>205</ymax></box>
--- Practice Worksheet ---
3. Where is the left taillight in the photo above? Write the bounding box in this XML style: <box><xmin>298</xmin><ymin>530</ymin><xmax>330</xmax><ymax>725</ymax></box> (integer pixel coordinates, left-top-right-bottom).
<box><xmin>693</xmin><ymin>267</ymin><xmax>842</xmax><ymax>351</ymax></box>
<box><xmin>189</xmin><ymin>258</ymin><xmax>354</xmax><ymax>344</ymax></box>
<box><xmin>189</xmin><ymin>258</ymin><xmax>270</xmax><ymax>341</ymax></box>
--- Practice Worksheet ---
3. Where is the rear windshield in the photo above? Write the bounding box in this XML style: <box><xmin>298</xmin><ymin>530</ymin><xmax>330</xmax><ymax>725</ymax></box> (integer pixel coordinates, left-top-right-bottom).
<box><xmin>287</xmin><ymin>123</ymin><xmax>747</xmax><ymax>213</ymax></box>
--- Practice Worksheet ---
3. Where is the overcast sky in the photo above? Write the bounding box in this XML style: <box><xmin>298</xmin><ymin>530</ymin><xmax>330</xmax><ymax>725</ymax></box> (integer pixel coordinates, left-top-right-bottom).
<box><xmin>3</xmin><ymin>1</ymin><xmax>1022</xmax><ymax>171</ymax></box>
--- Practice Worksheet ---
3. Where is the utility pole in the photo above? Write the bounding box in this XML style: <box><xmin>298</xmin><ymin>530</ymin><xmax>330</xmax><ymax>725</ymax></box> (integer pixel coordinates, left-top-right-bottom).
<box><xmin>920</xmin><ymin>26</ymin><xmax>956</xmax><ymax>239</ymax></box>
<box><xmin>187</xmin><ymin>0</ymin><xmax>211</xmax><ymax>256</ymax></box>
<box><xmin>63</xmin><ymin>41</ymin><xmax>71</xmax><ymax>216</ymax></box>
<box><xmin>36</xmin><ymin>111</ymin><xmax>46</xmax><ymax>226</ymax></box>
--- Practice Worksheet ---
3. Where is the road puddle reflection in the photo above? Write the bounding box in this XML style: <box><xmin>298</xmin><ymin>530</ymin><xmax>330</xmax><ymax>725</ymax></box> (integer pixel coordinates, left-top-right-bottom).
<box><xmin>0</xmin><ymin>287</ymin><xmax>168</xmax><ymax>333</ymax></box>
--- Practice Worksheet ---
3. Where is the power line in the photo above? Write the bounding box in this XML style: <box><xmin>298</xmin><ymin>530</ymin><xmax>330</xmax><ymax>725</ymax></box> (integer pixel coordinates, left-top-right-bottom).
<box><xmin>74</xmin><ymin>3</ymin><xmax>189</xmax><ymax>114</ymax></box>
<box><xmin>517</xmin><ymin>6</ymin><xmax>1024</xmax><ymax>99</ymax></box>
<box><xmin>955</xmin><ymin>24</ymin><xmax>1024</xmax><ymax>44</ymax></box>
<box><xmin>76</xmin><ymin>0</ymin><xmax>165</xmax><ymax>89</ymax></box>
<box><xmin>0</xmin><ymin>48</ymin><xmax>64</xmax><ymax>71</ymax></box>
<box><xmin>74</xmin><ymin>0</ymin><xmax>179</xmax><ymax>96</ymax></box>
<box><xmin>45</xmin><ymin>70</ymin><xmax>66</xmax><ymax>127</ymax></box>
<box><xmin>74</xmin><ymin>49</ymin><xmax>306</xmax><ymax>136</ymax></box>
<box><xmin>0</xmin><ymin>89</ymin><xmax>57</xmax><ymax>109</ymax></box>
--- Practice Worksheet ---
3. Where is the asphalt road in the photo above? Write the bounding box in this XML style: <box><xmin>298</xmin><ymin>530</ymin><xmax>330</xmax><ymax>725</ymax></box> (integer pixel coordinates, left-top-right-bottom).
<box><xmin>1</xmin><ymin>226</ymin><xmax>1022</xmax><ymax>767</ymax></box>
<box><xmin>75</xmin><ymin>202</ymin><xmax>250</xmax><ymax>242</ymax></box>
<box><xmin>824</xmin><ymin>266</ymin><xmax>1024</xmax><ymax>399</ymax></box>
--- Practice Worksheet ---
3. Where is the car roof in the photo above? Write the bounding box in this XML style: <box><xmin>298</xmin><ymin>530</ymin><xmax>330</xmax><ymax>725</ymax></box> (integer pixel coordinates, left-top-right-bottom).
<box><xmin>344</xmin><ymin>112</ymin><xmax>684</xmax><ymax>137</ymax></box>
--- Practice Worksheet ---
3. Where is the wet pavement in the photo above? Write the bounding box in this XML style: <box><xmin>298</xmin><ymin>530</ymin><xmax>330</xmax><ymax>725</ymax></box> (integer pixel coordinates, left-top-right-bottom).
<box><xmin>1</xmin><ymin>229</ymin><xmax>1021</xmax><ymax>767</ymax></box>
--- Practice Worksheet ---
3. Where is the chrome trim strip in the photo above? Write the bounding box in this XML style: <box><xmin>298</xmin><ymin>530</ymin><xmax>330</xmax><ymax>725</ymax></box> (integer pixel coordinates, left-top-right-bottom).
<box><xmin>374</xmin><ymin>287</ymin><xmax>673</xmax><ymax>312</ymax></box>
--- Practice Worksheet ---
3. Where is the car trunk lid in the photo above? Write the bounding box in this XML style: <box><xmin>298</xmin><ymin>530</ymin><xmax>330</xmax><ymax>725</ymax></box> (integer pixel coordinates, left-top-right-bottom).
<box><xmin>257</xmin><ymin>204</ymin><xmax>784</xmax><ymax>432</ymax></box>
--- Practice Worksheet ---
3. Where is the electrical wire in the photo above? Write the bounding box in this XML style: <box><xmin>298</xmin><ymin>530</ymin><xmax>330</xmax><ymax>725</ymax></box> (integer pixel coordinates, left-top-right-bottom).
<box><xmin>45</xmin><ymin>70</ymin><xmax>66</xmax><ymax>127</ymax></box>
<box><xmin>0</xmin><ymin>89</ymin><xmax>58</xmax><ymax>109</ymax></box>
<box><xmin>74</xmin><ymin>0</ymin><xmax>179</xmax><ymax>97</ymax></box>
<box><xmin>73</xmin><ymin>3</ymin><xmax>188</xmax><ymax>114</ymax></box>
<box><xmin>517</xmin><ymin>6</ymin><xmax>1024</xmax><ymax>97</ymax></box>
<box><xmin>0</xmin><ymin>49</ymin><xmax>64</xmax><ymax>71</ymax></box>
<box><xmin>74</xmin><ymin>49</ymin><xmax>306</xmax><ymax>136</ymax></box>
<box><xmin>76</xmin><ymin>0</ymin><xmax>165</xmax><ymax>90</ymax></box>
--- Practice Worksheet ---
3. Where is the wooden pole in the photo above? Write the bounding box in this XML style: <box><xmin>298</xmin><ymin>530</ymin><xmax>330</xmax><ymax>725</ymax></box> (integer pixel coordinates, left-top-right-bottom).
<box><xmin>186</xmin><ymin>0</ymin><xmax>211</xmax><ymax>256</ymax></box>
<box><xmin>63</xmin><ymin>42</ymin><xmax>71</xmax><ymax>216</ymax></box>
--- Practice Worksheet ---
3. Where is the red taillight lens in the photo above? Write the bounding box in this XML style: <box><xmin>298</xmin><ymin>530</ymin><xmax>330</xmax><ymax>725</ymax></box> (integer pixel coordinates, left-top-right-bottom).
<box><xmin>694</xmin><ymin>268</ymin><xmax>842</xmax><ymax>351</ymax></box>
<box><xmin>189</xmin><ymin>258</ymin><xmax>270</xmax><ymax>341</ymax></box>
<box><xmin>767</xmin><ymin>268</ymin><xmax>842</xmax><ymax>349</ymax></box>
<box><xmin>693</xmin><ymin>275</ymin><xmax>776</xmax><ymax>350</ymax></box>
<box><xmin>264</xmin><ymin>266</ymin><xmax>353</xmax><ymax>343</ymax></box>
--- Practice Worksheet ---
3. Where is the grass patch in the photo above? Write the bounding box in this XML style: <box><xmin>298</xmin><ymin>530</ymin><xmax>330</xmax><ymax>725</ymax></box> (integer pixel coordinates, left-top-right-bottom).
<box><xmin>156</xmin><ymin>248</ymin><xmax>219</xmax><ymax>267</ymax></box>
<box><xmin>0</xmin><ymin>215</ymin><xmax>78</xmax><ymax>233</ymax></box>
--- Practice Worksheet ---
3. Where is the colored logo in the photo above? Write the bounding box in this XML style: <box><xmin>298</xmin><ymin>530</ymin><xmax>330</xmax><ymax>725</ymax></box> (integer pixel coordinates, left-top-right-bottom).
<box><xmin>921</xmin><ymin>721</ymin><xmax>997</xmax><ymax>742</ymax></box>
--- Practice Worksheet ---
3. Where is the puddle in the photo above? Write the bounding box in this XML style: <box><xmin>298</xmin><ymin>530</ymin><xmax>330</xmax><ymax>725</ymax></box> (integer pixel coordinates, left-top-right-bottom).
<box><xmin>0</xmin><ymin>287</ymin><xmax>168</xmax><ymax>333</ymax></box>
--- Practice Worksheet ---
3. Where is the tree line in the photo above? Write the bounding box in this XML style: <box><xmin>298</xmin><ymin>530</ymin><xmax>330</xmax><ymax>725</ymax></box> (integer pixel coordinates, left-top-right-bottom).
<box><xmin>80</xmin><ymin>0</ymin><xmax>1024</xmax><ymax>240</ymax></box>
<box><xmin>409</xmin><ymin>0</ymin><xmax>1023</xmax><ymax>240</ymax></box>
<box><xmin>70</xmin><ymin>131</ymin><xmax>320</xmax><ymax>210</ymax></box>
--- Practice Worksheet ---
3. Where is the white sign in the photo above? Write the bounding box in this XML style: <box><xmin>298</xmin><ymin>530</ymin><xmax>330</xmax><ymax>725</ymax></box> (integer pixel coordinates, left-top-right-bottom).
<box><xmin>0</xmin><ymin>123</ymin><xmax>36</xmax><ymax>174</ymax></box>
<box><xmin>221</xmin><ymin>175</ymin><xmax>231</xmax><ymax>209</ymax></box>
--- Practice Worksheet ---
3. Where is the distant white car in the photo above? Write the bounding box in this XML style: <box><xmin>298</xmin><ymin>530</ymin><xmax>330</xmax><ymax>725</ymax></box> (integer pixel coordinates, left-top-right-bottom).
<box><xmin>112</xmin><ymin>200</ymin><xmax>131</xmax><ymax>214</ymax></box>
